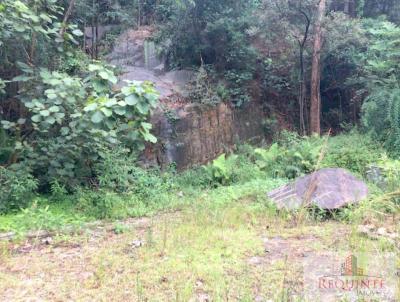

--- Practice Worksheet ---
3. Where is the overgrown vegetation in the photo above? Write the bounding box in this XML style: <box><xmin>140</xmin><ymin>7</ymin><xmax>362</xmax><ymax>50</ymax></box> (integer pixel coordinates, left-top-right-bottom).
<box><xmin>0</xmin><ymin>131</ymin><xmax>398</xmax><ymax>236</ymax></box>
<box><xmin>0</xmin><ymin>0</ymin><xmax>399</xmax><ymax>259</ymax></box>
<box><xmin>0</xmin><ymin>2</ymin><xmax>399</xmax><ymax>301</ymax></box>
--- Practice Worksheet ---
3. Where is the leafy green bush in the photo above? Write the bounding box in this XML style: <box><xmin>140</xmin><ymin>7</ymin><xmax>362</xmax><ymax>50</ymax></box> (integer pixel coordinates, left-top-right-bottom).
<box><xmin>157</xmin><ymin>0</ymin><xmax>259</xmax><ymax>106</ymax></box>
<box><xmin>95</xmin><ymin>147</ymin><xmax>138</xmax><ymax>193</ymax></box>
<box><xmin>96</xmin><ymin>147</ymin><xmax>173</xmax><ymax>198</ymax></box>
<box><xmin>176</xmin><ymin>148</ymin><xmax>266</xmax><ymax>189</ymax></box>
<box><xmin>187</xmin><ymin>65</ymin><xmax>221</xmax><ymax>105</ymax></box>
<box><xmin>0</xmin><ymin>164</ymin><xmax>38</xmax><ymax>213</ymax></box>
<box><xmin>254</xmin><ymin>133</ymin><xmax>322</xmax><ymax>179</ymax></box>
<box><xmin>204</xmin><ymin>153</ymin><xmax>239</xmax><ymax>186</ymax></box>
<box><xmin>253</xmin><ymin>131</ymin><xmax>385</xmax><ymax>179</ymax></box>
<box><xmin>371</xmin><ymin>156</ymin><xmax>400</xmax><ymax>192</ymax></box>
<box><xmin>254</xmin><ymin>144</ymin><xmax>281</xmax><ymax>175</ymax></box>
<box><xmin>322</xmin><ymin>132</ymin><xmax>384</xmax><ymax>175</ymax></box>
<box><xmin>255</xmin><ymin>131</ymin><xmax>385</xmax><ymax>178</ymax></box>
<box><xmin>0</xmin><ymin>129</ymin><xmax>13</xmax><ymax>165</ymax></box>
<box><xmin>2</xmin><ymin>63</ymin><xmax>159</xmax><ymax>189</ymax></box>
<box><xmin>175</xmin><ymin>166</ymin><xmax>215</xmax><ymax>189</ymax></box>
<box><xmin>357</xmin><ymin>20</ymin><xmax>400</xmax><ymax>154</ymax></box>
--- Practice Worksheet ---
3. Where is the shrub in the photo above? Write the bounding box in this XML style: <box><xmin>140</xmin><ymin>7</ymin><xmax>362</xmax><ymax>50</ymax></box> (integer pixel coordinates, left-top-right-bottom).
<box><xmin>74</xmin><ymin>189</ymin><xmax>131</xmax><ymax>219</ymax></box>
<box><xmin>322</xmin><ymin>132</ymin><xmax>385</xmax><ymax>175</ymax></box>
<box><xmin>176</xmin><ymin>148</ymin><xmax>266</xmax><ymax>189</ymax></box>
<box><xmin>204</xmin><ymin>153</ymin><xmax>239</xmax><ymax>186</ymax></box>
<box><xmin>95</xmin><ymin>147</ymin><xmax>173</xmax><ymax>198</ymax></box>
<box><xmin>368</xmin><ymin>156</ymin><xmax>400</xmax><ymax>192</ymax></box>
<box><xmin>187</xmin><ymin>65</ymin><xmax>221</xmax><ymax>105</ymax></box>
<box><xmin>254</xmin><ymin>133</ymin><xmax>323</xmax><ymax>179</ymax></box>
<box><xmin>175</xmin><ymin>167</ymin><xmax>214</xmax><ymax>189</ymax></box>
<box><xmin>0</xmin><ymin>164</ymin><xmax>38</xmax><ymax>213</ymax></box>
<box><xmin>95</xmin><ymin>147</ymin><xmax>138</xmax><ymax>193</ymax></box>
<box><xmin>2</xmin><ymin>63</ymin><xmax>159</xmax><ymax>190</ymax></box>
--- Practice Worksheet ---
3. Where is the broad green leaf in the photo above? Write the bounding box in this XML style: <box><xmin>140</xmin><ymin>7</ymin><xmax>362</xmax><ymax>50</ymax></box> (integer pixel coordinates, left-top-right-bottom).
<box><xmin>136</xmin><ymin>102</ymin><xmax>149</xmax><ymax>114</ymax></box>
<box><xmin>141</xmin><ymin>122</ymin><xmax>153</xmax><ymax>131</ymax></box>
<box><xmin>12</xmin><ymin>75</ymin><xmax>33</xmax><ymax>82</ymax></box>
<box><xmin>91</xmin><ymin>111</ymin><xmax>104</xmax><ymax>124</ymax></box>
<box><xmin>72</xmin><ymin>29</ymin><xmax>83</xmax><ymax>36</ymax></box>
<box><xmin>125</xmin><ymin>94</ymin><xmax>139</xmax><ymax>105</ymax></box>
<box><xmin>49</xmin><ymin>106</ymin><xmax>60</xmax><ymax>112</ymax></box>
<box><xmin>60</xmin><ymin>127</ymin><xmax>70</xmax><ymax>135</ymax></box>
<box><xmin>114</xmin><ymin>107</ymin><xmax>126</xmax><ymax>116</ymax></box>
<box><xmin>105</xmin><ymin>99</ymin><xmax>117</xmax><ymax>107</ymax></box>
<box><xmin>45</xmin><ymin>116</ymin><xmax>56</xmax><ymax>124</ymax></box>
<box><xmin>31</xmin><ymin>114</ymin><xmax>41</xmax><ymax>123</ymax></box>
<box><xmin>101</xmin><ymin>107</ymin><xmax>112</xmax><ymax>117</ymax></box>
<box><xmin>40</xmin><ymin>110</ymin><xmax>50</xmax><ymax>117</ymax></box>
<box><xmin>84</xmin><ymin>103</ymin><xmax>98</xmax><ymax>112</ymax></box>
<box><xmin>99</xmin><ymin>71</ymin><xmax>110</xmax><ymax>80</ymax></box>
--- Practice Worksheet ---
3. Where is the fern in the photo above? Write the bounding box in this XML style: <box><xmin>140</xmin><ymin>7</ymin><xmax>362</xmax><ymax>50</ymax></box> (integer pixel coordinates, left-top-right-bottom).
<box><xmin>360</xmin><ymin>20</ymin><xmax>400</xmax><ymax>155</ymax></box>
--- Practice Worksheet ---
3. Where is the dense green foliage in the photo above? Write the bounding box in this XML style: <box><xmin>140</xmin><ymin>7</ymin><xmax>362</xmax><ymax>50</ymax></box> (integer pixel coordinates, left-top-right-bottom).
<box><xmin>0</xmin><ymin>0</ymin><xmax>400</xmax><ymax>219</ymax></box>
<box><xmin>0</xmin><ymin>1</ymin><xmax>160</xmax><ymax>212</ymax></box>
<box><xmin>156</xmin><ymin>0</ymin><xmax>260</xmax><ymax>106</ymax></box>
<box><xmin>358</xmin><ymin>20</ymin><xmax>400</xmax><ymax>154</ymax></box>
<box><xmin>0</xmin><ymin>132</ymin><xmax>397</xmax><ymax>234</ymax></box>
<box><xmin>0</xmin><ymin>164</ymin><xmax>37</xmax><ymax>213</ymax></box>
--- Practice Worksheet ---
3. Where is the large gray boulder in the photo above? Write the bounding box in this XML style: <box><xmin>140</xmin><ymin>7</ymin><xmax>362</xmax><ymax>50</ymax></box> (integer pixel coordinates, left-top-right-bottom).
<box><xmin>267</xmin><ymin>168</ymin><xmax>368</xmax><ymax>210</ymax></box>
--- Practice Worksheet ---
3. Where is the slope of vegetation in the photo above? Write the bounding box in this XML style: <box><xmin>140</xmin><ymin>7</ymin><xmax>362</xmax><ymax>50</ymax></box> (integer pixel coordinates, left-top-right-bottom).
<box><xmin>0</xmin><ymin>1</ymin><xmax>399</xmax><ymax>300</ymax></box>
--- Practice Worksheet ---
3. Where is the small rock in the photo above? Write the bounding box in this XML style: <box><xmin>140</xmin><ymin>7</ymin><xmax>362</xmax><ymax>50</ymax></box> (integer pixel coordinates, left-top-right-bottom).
<box><xmin>195</xmin><ymin>279</ymin><xmax>204</xmax><ymax>288</ymax></box>
<box><xmin>131</xmin><ymin>240</ymin><xmax>144</xmax><ymax>248</ymax></box>
<box><xmin>357</xmin><ymin>224</ymin><xmax>375</xmax><ymax>235</ymax></box>
<box><xmin>377</xmin><ymin>227</ymin><xmax>387</xmax><ymax>236</ymax></box>
<box><xmin>196</xmin><ymin>293</ymin><xmax>210</xmax><ymax>302</ymax></box>
<box><xmin>254</xmin><ymin>296</ymin><xmax>264</xmax><ymax>302</ymax></box>
<box><xmin>387</xmin><ymin>233</ymin><xmax>399</xmax><ymax>239</ymax></box>
<box><xmin>160</xmin><ymin>276</ymin><xmax>168</xmax><ymax>283</ymax></box>
<box><xmin>42</xmin><ymin>237</ymin><xmax>53</xmax><ymax>245</ymax></box>
<box><xmin>248</xmin><ymin>256</ymin><xmax>263</xmax><ymax>265</ymax></box>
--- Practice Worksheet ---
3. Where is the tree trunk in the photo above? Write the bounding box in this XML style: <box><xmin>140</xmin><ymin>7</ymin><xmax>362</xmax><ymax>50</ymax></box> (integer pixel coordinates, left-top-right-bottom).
<box><xmin>344</xmin><ymin>0</ymin><xmax>350</xmax><ymax>14</ymax></box>
<box><xmin>309</xmin><ymin>0</ymin><xmax>326</xmax><ymax>135</ymax></box>
<box><xmin>138</xmin><ymin>0</ymin><xmax>141</xmax><ymax>27</ymax></box>
<box><xmin>297</xmin><ymin>9</ymin><xmax>311</xmax><ymax>135</ymax></box>
<box><xmin>59</xmin><ymin>0</ymin><xmax>76</xmax><ymax>37</ymax></box>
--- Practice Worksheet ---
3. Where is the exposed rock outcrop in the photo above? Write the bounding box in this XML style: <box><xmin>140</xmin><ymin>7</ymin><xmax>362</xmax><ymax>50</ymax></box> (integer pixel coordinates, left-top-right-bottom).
<box><xmin>108</xmin><ymin>27</ymin><xmax>267</xmax><ymax>169</ymax></box>
<box><xmin>107</xmin><ymin>27</ymin><xmax>194</xmax><ymax>98</ymax></box>
<box><xmin>144</xmin><ymin>101</ymin><xmax>266</xmax><ymax>169</ymax></box>
<box><xmin>268</xmin><ymin>168</ymin><xmax>369</xmax><ymax>209</ymax></box>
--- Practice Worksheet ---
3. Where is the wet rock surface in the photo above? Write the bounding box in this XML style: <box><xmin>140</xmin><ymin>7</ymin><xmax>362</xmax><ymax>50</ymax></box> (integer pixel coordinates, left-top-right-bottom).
<box><xmin>107</xmin><ymin>27</ymin><xmax>194</xmax><ymax>98</ymax></box>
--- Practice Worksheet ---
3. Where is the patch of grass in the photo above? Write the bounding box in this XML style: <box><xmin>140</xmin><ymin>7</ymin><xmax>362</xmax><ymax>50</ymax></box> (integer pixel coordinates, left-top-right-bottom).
<box><xmin>1</xmin><ymin>201</ymin><xmax>396</xmax><ymax>301</ymax></box>
<box><xmin>0</xmin><ymin>199</ymin><xmax>90</xmax><ymax>234</ymax></box>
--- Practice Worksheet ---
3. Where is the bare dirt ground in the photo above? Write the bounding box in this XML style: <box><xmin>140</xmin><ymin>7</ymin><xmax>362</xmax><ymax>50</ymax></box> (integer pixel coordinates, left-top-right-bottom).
<box><xmin>0</xmin><ymin>205</ymin><xmax>398</xmax><ymax>302</ymax></box>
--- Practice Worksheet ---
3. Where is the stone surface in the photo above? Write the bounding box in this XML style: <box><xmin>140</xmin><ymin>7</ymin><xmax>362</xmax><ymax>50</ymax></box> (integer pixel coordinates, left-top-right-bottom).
<box><xmin>84</xmin><ymin>25</ymin><xmax>117</xmax><ymax>49</ymax></box>
<box><xmin>143</xmin><ymin>101</ymin><xmax>266</xmax><ymax>170</ymax></box>
<box><xmin>267</xmin><ymin>168</ymin><xmax>369</xmax><ymax>210</ymax></box>
<box><xmin>107</xmin><ymin>27</ymin><xmax>194</xmax><ymax>99</ymax></box>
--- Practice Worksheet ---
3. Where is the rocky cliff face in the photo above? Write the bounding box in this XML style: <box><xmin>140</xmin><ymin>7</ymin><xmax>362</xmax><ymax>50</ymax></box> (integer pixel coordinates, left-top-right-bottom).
<box><xmin>107</xmin><ymin>27</ymin><xmax>267</xmax><ymax>169</ymax></box>
<box><xmin>144</xmin><ymin>102</ymin><xmax>266</xmax><ymax>170</ymax></box>
<box><xmin>107</xmin><ymin>27</ymin><xmax>194</xmax><ymax>98</ymax></box>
